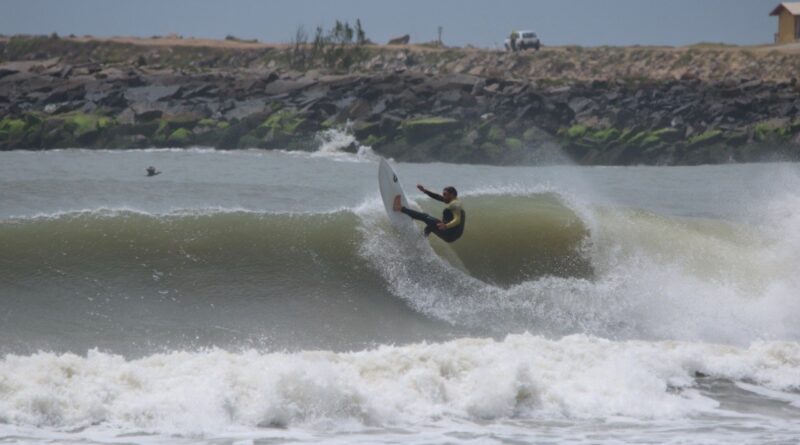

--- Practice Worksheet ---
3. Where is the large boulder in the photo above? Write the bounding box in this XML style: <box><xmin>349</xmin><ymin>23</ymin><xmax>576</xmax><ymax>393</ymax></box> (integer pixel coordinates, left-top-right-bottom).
<box><xmin>263</xmin><ymin>78</ymin><xmax>317</xmax><ymax>96</ymax></box>
<box><xmin>401</xmin><ymin>117</ymin><xmax>461</xmax><ymax>143</ymax></box>
<box><xmin>124</xmin><ymin>85</ymin><xmax>181</xmax><ymax>103</ymax></box>
<box><xmin>167</xmin><ymin>128</ymin><xmax>192</xmax><ymax>146</ymax></box>
<box><xmin>387</xmin><ymin>34</ymin><xmax>410</xmax><ymax>45</ymax></box>
<box><xmin>687</xmin><ymin>130</ymin><xmax>723</xmax><ymax>149</ymax></box>
<box><xmin>43</xmin><ymin>83</ymin><xmax>86</xmax><ymax>104</ymax></box>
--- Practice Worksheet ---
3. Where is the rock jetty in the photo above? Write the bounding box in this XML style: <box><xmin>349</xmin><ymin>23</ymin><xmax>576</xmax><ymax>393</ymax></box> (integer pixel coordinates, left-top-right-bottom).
<box><xmin>2</xmin><ymin>35</ymin><xmax>800</xmax><ymax>165</ymax></box>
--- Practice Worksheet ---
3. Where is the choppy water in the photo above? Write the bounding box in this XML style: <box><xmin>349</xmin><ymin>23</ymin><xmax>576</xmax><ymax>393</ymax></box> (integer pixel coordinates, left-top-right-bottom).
<box><xmin>1</xmin><ymin>141</ymin><xmax>800</xmax><ymax>444</ymax></box>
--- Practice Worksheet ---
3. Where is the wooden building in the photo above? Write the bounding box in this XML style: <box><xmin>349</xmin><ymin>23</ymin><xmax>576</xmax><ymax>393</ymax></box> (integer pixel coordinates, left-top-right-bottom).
<box><xmin>771</xmin><ymin>2</ymin><xmax>800</xmax><ymax>44</ymax></box>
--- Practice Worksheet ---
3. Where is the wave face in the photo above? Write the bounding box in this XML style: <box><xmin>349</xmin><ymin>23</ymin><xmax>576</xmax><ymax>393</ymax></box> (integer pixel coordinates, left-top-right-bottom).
<box><xmin>3</xmin><ymin>189</ymin><xmax>800</xmax><ymax>353</ymax></box>
<box><xmin>0</xmin><ymin>194</ymin><xmax>590</xmax><ymax>288</ymax></box>
<box><xmin>431</xmin><ymin>193</ymin><xmax>593</xmax><ymax>284</ymax></box>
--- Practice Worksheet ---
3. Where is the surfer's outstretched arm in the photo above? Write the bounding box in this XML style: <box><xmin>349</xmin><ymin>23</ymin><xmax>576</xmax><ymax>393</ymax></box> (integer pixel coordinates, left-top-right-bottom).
<box><xmin>417</xmin><ymin>185</ymin><xmax>445</xmax><ymax>202</ymax></box>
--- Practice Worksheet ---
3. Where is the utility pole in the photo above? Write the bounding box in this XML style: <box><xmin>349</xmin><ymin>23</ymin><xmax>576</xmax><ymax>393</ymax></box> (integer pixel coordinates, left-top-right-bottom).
<box><xmin>437</xmin><ymin>26</ymin><xmax>443</xmax><ymax>46</ymax></box>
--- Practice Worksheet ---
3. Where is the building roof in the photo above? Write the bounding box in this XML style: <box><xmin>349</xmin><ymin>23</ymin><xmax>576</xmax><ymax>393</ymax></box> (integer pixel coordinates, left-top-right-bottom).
<box><xmin>771</xmin><ymin>2</ymin><xmax>800</xmax><ymax>16</ymax></box>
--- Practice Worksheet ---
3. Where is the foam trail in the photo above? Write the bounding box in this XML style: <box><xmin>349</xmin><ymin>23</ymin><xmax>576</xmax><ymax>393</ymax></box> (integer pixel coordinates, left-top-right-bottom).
<box><xmin>0</xmin><ymin>334</ymin><xmax>799</xmax><ymax>435</ymax></box>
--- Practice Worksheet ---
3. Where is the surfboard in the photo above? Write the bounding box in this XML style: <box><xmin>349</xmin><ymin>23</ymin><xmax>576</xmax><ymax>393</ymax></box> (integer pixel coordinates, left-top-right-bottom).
<box><xmin>377</xmin><ymin>158</ymin><xmax>468</xmax><ymax>272</ymax></box>
<box><xmin>378</xmin><ymin>158</ymin><xmax>412</xmax><ymax>228</ymax></box>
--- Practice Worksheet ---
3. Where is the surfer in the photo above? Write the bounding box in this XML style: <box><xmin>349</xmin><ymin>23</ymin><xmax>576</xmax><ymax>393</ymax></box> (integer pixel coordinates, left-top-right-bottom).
<box><xmin>393</xmin><ymin>185</ymin><xmax>465</xmax><ymax>242</ymax></box>
<box><xmin>146</xmin><ymin>166</ymin><xmax>161</xmax><ymax>177</ymax></box>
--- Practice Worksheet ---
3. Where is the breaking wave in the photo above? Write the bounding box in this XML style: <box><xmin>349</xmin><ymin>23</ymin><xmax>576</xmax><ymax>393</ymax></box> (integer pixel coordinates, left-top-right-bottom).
<box><xmin>2</xmin><ymin>187</ymin><xmax>799</xmax><ymax>344</ymax></box>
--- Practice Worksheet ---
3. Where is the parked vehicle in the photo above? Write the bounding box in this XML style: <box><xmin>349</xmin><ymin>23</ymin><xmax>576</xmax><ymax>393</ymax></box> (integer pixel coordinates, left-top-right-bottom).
<box><xmin>504</xmin><ymin>30</ymin><xmax>541</xmax><ymax>51</ymax></box>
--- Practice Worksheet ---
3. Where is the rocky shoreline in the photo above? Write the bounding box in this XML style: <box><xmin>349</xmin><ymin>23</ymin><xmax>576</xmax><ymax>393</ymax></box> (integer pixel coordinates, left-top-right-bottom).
<box><xmin>2</xmin><ymin>35</ymin><xmax>800</xmax><ymax>165</ymax></box>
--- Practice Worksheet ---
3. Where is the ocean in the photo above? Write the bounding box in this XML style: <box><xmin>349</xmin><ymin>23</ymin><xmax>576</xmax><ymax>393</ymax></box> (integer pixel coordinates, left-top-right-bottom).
<box><xmin>1</xmin><ymin>140</ymin><xmax>799</xmax><ymax>444</ymax></box>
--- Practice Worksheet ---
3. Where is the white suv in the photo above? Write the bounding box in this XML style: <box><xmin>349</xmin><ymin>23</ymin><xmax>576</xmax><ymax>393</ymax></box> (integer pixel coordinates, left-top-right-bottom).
<box><xmin>504</xmin><ymin>30</ymin><xmax>541</xmax><ymax>51</ymax></box>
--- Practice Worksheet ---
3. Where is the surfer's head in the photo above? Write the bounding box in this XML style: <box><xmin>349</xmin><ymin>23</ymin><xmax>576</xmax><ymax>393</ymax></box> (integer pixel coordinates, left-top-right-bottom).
<box><xmin>442</xmin><ymin>186</ymin><xmax>457</xmax><ymax>203</ymax></box>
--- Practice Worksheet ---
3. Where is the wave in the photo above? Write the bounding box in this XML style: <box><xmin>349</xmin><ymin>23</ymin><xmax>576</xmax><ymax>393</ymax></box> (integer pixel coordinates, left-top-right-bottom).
<box><xmin>2</xmin><ymin>189</ymin><xmax>800</xmax><ymax>345</ymax></box>
<box><xmin>0</xmin><ymin>334</ymin><xmax>798</xmax><ymax>434</ymax></box>
<box><xmin>0</xmin><ymin>194</ymin><xmax>589</xmax><ymax>287</ymax></box>
<box><xmin>0</xmin><ymin>208</ymin><xmax>365</xmax><ymax>271</ymax></box>
<box><xmin>358</xmin><ymin>189</ymin><xmax>800</xmax><ymax>343</ymax></box>
<box><xmin>270</xmin><ymin>127</ymin><xmax>380</xmax><ymax>163</ymax></box>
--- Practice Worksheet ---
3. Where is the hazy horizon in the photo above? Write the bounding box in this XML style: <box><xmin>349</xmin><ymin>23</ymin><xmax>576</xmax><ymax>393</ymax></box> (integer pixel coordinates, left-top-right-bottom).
<box><xmin>0</xmin><ymin>0</ymin><xmax>786</xmax><ymax>48</ymax></box>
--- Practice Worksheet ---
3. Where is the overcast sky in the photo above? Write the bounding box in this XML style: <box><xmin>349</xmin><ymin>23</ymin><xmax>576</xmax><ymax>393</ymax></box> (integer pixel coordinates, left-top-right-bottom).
<box><xmin>0</xmin><ymin>0</ymin><xmax>784</xmax><ymax>48</ymax></box>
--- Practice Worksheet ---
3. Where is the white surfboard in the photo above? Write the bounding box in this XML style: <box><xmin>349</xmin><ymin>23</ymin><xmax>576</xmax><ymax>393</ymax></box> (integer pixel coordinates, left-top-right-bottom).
<box><xmin>378</xmin><ymin>158</ymin><xmax>412</xmax><ymax>228</ymax></box>
<box><xmin>377</xmin><ymin>158</ymin><xmax>469</xmax><ymax>273</ymax></box>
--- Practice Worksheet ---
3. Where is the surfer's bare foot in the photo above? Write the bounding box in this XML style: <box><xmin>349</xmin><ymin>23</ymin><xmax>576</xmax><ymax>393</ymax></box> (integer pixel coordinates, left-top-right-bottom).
<box><xmin>393</xmin><ymin>195</ymin><xmax>402</xmax><ymax>211</ymax></box>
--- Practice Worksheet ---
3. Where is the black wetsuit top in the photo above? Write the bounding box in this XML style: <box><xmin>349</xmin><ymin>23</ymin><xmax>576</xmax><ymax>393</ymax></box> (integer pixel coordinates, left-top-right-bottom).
<box><xmin>401</xmin><ymin>190</ymin><xmax>465</xmax><ymax>243</ymax></box>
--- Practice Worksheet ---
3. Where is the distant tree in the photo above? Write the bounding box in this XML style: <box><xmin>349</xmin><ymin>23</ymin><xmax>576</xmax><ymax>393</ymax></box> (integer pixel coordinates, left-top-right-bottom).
<box><xmin>356</xmin><ymin>19</ymin><xmax>366</xmax><ymax>45</ymax></box>
<box><xmin>289</xmin><ymin>25</ymin><xmax>309</xmax><ymax>69</ymax></box>
<box><xmin>288</xmin><ymin>18</ymin><xmax>370</xmax><ymax>71</ymax></box>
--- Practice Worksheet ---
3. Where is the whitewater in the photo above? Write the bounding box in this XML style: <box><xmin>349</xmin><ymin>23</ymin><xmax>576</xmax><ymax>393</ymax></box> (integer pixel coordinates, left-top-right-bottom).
<box><xmin>1</xmin><ymin>142</ymin><xmax>800</xmax><ymax>444</ymax></box>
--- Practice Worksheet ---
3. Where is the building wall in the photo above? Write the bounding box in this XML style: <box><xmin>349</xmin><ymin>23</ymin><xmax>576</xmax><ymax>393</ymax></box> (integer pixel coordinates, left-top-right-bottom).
<box><xmin>777</xmin><ymin>9</ymin><xmax>797</xmax><ymax>44</ymax></box>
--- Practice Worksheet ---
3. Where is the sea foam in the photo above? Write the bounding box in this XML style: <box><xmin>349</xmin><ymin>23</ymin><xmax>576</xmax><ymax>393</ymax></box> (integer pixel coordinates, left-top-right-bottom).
<box><xmin>1</xmin><ymin>334</ymin><xmax>798</xmax><ymax>435</ymax></box>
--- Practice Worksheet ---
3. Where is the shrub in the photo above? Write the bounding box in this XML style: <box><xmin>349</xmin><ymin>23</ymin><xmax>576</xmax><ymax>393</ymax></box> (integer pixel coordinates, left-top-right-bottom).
<box><xmin>289</xmin><ymin>18</ymin><xmax>371</xmax><ymax>71</ymax></box>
